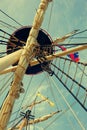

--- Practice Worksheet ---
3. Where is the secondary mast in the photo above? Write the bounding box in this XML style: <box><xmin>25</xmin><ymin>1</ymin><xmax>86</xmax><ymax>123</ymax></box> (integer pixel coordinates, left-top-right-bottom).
<box><xmin>0</xmin><ymin>0</ymin><xmax>52</xmax><ymax>130</ymax></box>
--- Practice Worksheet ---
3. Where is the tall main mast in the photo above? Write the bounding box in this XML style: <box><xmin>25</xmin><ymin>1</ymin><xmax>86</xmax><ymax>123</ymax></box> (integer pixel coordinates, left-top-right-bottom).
<box><xmin>0</xmin><ymin>0</ymin><xmax>52</xmax><ymax>130</ymax></box>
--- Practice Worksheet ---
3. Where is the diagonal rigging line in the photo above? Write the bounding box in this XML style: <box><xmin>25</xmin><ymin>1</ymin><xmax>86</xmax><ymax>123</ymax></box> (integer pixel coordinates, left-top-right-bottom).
<box><xmin>57</xmin><ymin>57</ymin><xmax>87</xmax><ymax>76</ymax></box>
<box><xmin>28</xmin><ymin>75</ymin><xmax>47</xmax><ymax>101</ymax></box>
<box><xmin>0</xmin><ymin>20</ymin><xmax>17</xmax><ymax>29</ymax></box>
<box><xmin>51</xmin><ymin>63</ymin><xmax>86</xmax><ymax>91</ymax></box>
<box><xmin>50</xmin><ymin>77</ymin><xmax>85</xmax><ymax>130</ymax></box>
<box><xmin>11</xmin><ymin>76</ymin><xmax>45</xmax><ymax>117</ymax></box>
<box><xmin>54</xmin><ymin>42</ymin><xmax>87</xmax><ymax>46</ymax></box>
<box><xmin>11</xmin><ymin>76</ymin><xmax>33</xmax><ymax>116</ymax></box>
<box><xmin>11</xmin><ymin>117</ymin><xmax>24</xmax><ymax>129</ymax></box>
<box><xmin>51</xmin><ymin>63</ymin><xmax>87</xmax><ymax>111</ymax></box>
<box><xmin>0</xmin><ymin>29</ymin><xmax>15</xmax><ymax>37</ymax></box>
<box><xmin>0</xmin><ymin>29</ymin><xmax>26</xmax><ymax>45</ymax></box>
<box><xmin>0</xmin><ymin>73</ymin><xmax>14</xmax><ymax>96</ymax></box>
<box><xmin>44</xmin><ymin>73</ymin><xmax>59</xmax><ymax>109</ymax></box>
<box><xmin>8</xmin><ymin>116</ymin><xmax>21</xmax><ymax>125</ymax></box>
<box><xmin>10</xmin><ymin>76</ymin><xmax>33</xmax><ymax>128</ymax></box>
<box><xmin>43</xmin><ymin>93</ymin><xmax>86</xmax><ymax>130</ymax></box>
<box><xmin>0</xmin><ymin>22</ymin><xmax>16</xmax><ymax>31</ymax></box>
<box><xmin>0</xmin><ymin>35</ymin><xmax>10</xmax><ymax>40</ymax></box>
<box><xmin>47</xmin><ymin>0</ymin><xmax>54</xmax><ymax>31</ymax></box>
<box><xmin>69</xmin><ymin>37</ymin><xmax>87</xmax><ymax>39</ymax></box>
<box><xmin>0</xmin><ymin>9</ymin><xmax>23</xmax><ymax>26</ymax></box>
<box><xmin>71</xmin><ymin>29</ymin><xmax>87</xmax><ymax>37</ymax></box>
<box><xmin>57</xmin><ymin>56</ymin><xmax>87</xmax><ymax>66</ymax></box>
<box><xmin>54</xmin><ymin>72</ymin><xmax>87</xmax><ymax>111</ymax></box>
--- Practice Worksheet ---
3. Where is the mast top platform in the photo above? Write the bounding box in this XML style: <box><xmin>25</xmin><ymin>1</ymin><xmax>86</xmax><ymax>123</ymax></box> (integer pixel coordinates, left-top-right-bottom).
<box><xmin>7</xmin><ymin>26</ymin><xmax>53</xmax><ymax>75</ymax></box>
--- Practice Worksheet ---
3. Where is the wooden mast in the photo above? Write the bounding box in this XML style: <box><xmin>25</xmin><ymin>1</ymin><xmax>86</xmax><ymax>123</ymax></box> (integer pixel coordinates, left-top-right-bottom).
<box><xmin>0</xmin><ymin>0</ymin><xmax>52</xmax><ymax>130</ymax></box>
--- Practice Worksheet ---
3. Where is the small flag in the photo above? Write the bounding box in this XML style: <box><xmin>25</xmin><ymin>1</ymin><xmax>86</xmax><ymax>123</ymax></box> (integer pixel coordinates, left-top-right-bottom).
<box><xmin>58</xmin><ymin>46</ymin><xmax>80</xmax><ymax>62</ymax></box>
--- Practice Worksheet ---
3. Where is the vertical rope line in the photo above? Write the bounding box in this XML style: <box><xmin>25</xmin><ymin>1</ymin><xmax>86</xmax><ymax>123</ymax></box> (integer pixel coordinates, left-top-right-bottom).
<box><xmin>70</xmin><ymin>63</ymin><xmax>78</xmax><ymax>91</ymax></box>
<box><xmin>47</xmin><ymin>1</ymin><xmax>54</xmax><ymax>31</ymax></box>
<box><xmin>82</xmin><ymin>65</ymin><xmax>87</xmax><ymax>105</ymax></box>
<box><xmin>44</xmin><ymin>72</ymin><xmax>59</xmax><ymax>110</ymax></box>
<box><xmin>0</xmin><ymin>31</ymin><xmax>6</xmax><ymax>57</ymax></box>
<box><xmin>79</xmin><ymin>65</ymin><xmax>85</xmax><ymax>85</ymax></box>
<box><xmin>83</xmin><ymin>92</ymin><xmax>87</xmax><ymax>106</ymax></box>
<box><xmin>12</xmin><ymin>76</ymin><xmax>33</xmax><ymax>126</ymax></box>
<box><xmin>76</xmin><ymin>65</ymin><xmax>85</xmax><ymax>97</ymax></box>
<box><xmin>65</xmin><ymin>61</ymin><xmax>72</xmax><ymax>85</ymax></box>
<box><xmin>28</xmin><ymin>76</ymin><xmax>46</xmax><ymax>102</ymax></box>
<box><xmin>52</xmin><ymin>59</ymin><xmax>57</xmax><ymax>73</ymax></box>
<box><xmin>51</xmin><ymin>63</ymin><xmax>86</xmax><ymax>90</ymax></box>
<box><xmin>50</xmin><ymin>77</ymin><xmax>85</xmax><ymax>130</ymax></box>
<box><xmin>78</xmin><ymin>65</ymin><xmax>87</xmax><ymax>77</ymax></box>
<box><xmin>43</xmin><ymin>94</ymin><xmax>86</xmax><ymax>130</ymax></box>
<box><xmin>21</xmin><ymin>76</ymin><xmax>33</xmax><ymax>107</ymax></box>
<box><xmin>67</xmin><ymin>116</ymin><xmax>76</xmax><ymax>130</ymax></box>
<box><xmin>0</xmin><ymin>73</ymin><xmax>14</xmax><ymax>96</ymax></box>
<box><xmin>31</xmin><ymin>96</ymin><xmax>38</xmax><ymax>130</ymax></box>
<box><xmin>56</xmin><ymin>58</ymin><xmax>61</xmax><ymax>76</ymax></box>
<box><xmin>60</xmin><ymin>59</ymin><xmax>66</xmax><ymax>80</ymax></box>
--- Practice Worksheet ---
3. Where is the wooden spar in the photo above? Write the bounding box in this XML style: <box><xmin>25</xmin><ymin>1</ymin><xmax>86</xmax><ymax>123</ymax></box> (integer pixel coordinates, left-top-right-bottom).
<box><xmin>22</xmin><ymin>99</ymin><xmax>46</xmax><ymax>110</ymax></box>
<box><xmin>0</xmin><ymin>30</ymin><xmax>80</xmax><ymax>72</ymax></box>
<box><xmin>0</xmin><ymin>30</ymin><xmax>87</xmax><ymax>72</ymax></box>
<box><xmin>0</xmin><ymin>45</ymin><xmax>87</xmax><ymax>75</ymax></box>
<box><xmin>0</xmin><ymin>49</ymin><xmax>22</xmax><ymax>72</ymax></box>
<box><xmin>12</xmin><ymin>111</ymin><xmax>61</xmax><ymax>130</ymax></box>
<box><xmin>44</xmin><ymin>45</ymin><xmax>87</xmax><ymax>61</ymax></box>
<box><xmin>0</xmin><ymin>0</ymin><xmax>52</xmax><ymax>130</ymax></box>
<box><xmin>8</xmin><ymin>111</ymin><xmax>61</xmax><ymax>130</ymax></box>
<box><xmin>8</xmin><ymin>99</ymin><xmax>46</xmax><ymax>130</ymax></box>
<box><xmin>18</xmin><ymin>118</ymin><xmax>27</xmax><ymax>130</ymax></box>
<box><xmin>0</xmin><ymin>66</ymin><xmax>17</xmax><ymax>75</ymax></box>
<box><xmin>8</xmin><ymin>99</ymin><xmax>47</xmax><ymax>130</ymax></box>
<box><xmin>19</xmin><ymin>96</ymin><xmax>47</xmax><ymax>130</ymax></box>
<box><xmin>53</xmin><ymin>29</ymin><xmax>79</xmax><ymax>44</ymax></box>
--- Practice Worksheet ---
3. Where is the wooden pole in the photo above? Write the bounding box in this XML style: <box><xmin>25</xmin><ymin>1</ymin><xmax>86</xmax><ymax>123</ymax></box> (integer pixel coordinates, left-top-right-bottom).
<box><xmin>0</xmin><ymin>45</ymin><xmax>87</xmax><ymax>75</ymax></box>
<box><xmin>0</xmin><ymin>0</ymin><xmax>52</xmax><ymax>130</ymax></box>
<box><xmin>0</xmin><ymin>49</ymin><xmax>22</xmax><ymax>72</ymax></box>
<box><xmin>18</xmin><ymin>118</ymin><xmax>27</xmax><ymax>130</ymax></box>
<box><xmin>29</xmin><ymin>45</ymin><xmax>87</xmax><ymax>65</ymax></box>
<box><xmin>13</xmin><ymin>111</ymin><xmax>60</xmax><ymax>130</ymax></box>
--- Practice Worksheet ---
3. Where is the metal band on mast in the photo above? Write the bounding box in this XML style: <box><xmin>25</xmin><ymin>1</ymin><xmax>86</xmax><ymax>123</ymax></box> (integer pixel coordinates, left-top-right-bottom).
<box><xmin>0</xmin><ymin>0</ymin><xmax>52</xmax><ymax>130</ymax></box>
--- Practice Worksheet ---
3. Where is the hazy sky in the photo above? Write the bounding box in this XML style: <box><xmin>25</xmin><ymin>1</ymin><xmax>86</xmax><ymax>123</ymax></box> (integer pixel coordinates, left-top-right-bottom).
<box><xmin>0</xmin><ymin>0</ymin><xmax>87</xmax><ymax>130</ymax></box>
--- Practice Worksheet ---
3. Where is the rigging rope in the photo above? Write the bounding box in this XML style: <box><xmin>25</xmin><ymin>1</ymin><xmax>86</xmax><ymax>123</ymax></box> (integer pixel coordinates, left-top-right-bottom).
<box><xmin>47</xmin><ymin>1</ymin><xmax>54</xmax><ymax>31</ymax></box>
<box><xmin>52</xmin><ymin>57</ymin><xmax>87</xmax><ymax>76</ymax></box>
<box><xmin>0</xmin><ymin>73</ymin><xmax>14</xmax><ymax>96</ymax></box>
<box><xmin>10</xmin><ymin>76</ymin><xmax>46</xmax><ymax>121</ymax></box>
<box><xmin>0</xmin><ymin>29</ymin><xmax>26</xmax><ymax>45</ymax></box>
<box><xmin>50</xmin><ymin>77</ymin><xmax>85</xmax><ymax>130</ymax></box>
<box><xmin>0</xmin><ymin>29</ymin><xmax>25</xmax><ymax>57</ymax></box>
<box><xmin>0</xmin><ymin>20</ymin><xmax>17</xmax><ymax>30</ymax></box>
<box><xmin>11</xmin><ymin>76</ymin><xmax>33</xmax><ymax>127</ymax></box>
<box><xmin>0</xmin><ymin>22</ymin><xmax>15</xmax><ymax>31</ymax></box>
<box><xmin>44</xmin><ymin>73</ymin><xmax>59</xmax><ymax>109</ymax></box>
<box><xmin>51</xmin><ymin>62</ymin><xmax>87</xmax><ymax>111</ymax></box>
<box><xmin>0</xmin><ymin>9</ymin><xmax>23</xmax><ymax>26</ymax></box>
<box><xmin>71</xmin><ymin>29</ymin><xmax>87</xmax><ymax>37</ymax></box>
<box><xmin>43</xmin><ymin>94</ymin><xmax>86</xmax><ymax>130</ymax></box>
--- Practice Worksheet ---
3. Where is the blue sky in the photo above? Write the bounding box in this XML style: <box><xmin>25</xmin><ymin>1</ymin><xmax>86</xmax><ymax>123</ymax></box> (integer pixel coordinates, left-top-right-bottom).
<box><xmin>0</xmin><ymin>0</ymin><xmax>87</xmax><ymax>130</ymax></box>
